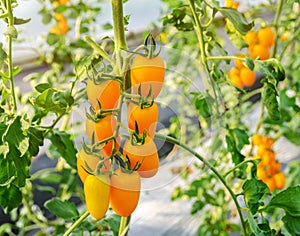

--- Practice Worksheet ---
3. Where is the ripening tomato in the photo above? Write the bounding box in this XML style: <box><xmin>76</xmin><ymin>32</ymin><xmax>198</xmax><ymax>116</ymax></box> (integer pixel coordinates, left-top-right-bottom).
<box><xmin>94</xmin><ymin>116</ymin><xmax>119</xmax><ymax>155</ymax></box>
<box><xmin>123</xmin><ymin>135</ymin><xmax>159</xmax><ymax>178</ymax></box>
<box><xmin>84</xmin><ymin>175</ymin><xmax>110</xmax><ymax>220</ymax></box>
<box><xmin>250</xmin><ymin>44</ymin><xmax>270</xmax><ymax>60</ymax></box>
<box><xmin>87</xmin><ymin>79</ymin><xmax>120</xmax><ymax>110</ymax></box>
<box><xmin>274</xmin><ymin>172</ymin><xmax>285</xmax><ymax>190</ymax></box>
<box><xmin>245</xmin><ymin>31</ymin><xmax>258</xmax><ymax>46</ymax></box>
<box><xmin>77</xmin><ymin>148</ymin><xmax>110</xmax><ymax>183</ymax></box>
<box><xmin>264</xmin><ymin>178</ymin><xmax>275</xmax><ymax>192</ymax></box>
<box><xmin>130</xmin><ymin>55</ymin><xmax>165</xmax><ymax>98</ymax></box>
<box><xmin>240</xmin><ymin>67</ymin><xmax>256</xmax><ymax>87</ymax></box>
<box><xmin>127</xmin><ymin>102</ymin><xmax>158</xmax><ymax>138</ymax></box>
<box><xmin>110</xmin><ymin>169</ymin><xmax>141</xmax><ymax>217</ymax></box>
<box><xmin>257</xmin><ymin>27</ymin><xmax>275</xmax><ymax>48</ymax></box>
<box><xmin>230</xmin><ymin>75</ymin><xmax>243</xmax><ymax>88</ymax></box>
<box><xmin>86</xmin><ymin>118</ymin><xmax>95</xmax><ymax>140</ymax></box>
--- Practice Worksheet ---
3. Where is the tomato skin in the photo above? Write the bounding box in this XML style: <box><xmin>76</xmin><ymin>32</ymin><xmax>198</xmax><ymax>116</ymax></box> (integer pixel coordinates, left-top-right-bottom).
<box><xmin>130</xmin><ymin>55</ymin><xmax>165</xmax><ymax>98</ymax></box>
<box><xmin>257</xmin><ymin>27</ymin><xmax>275</xmax><ymax>48</ymax></box>
<box><xmin>110</xmin><ymin>169</ymin><xmax>141</xmax><ymax>217</ymax></box>
<box><xmin>274</xmin><ymin>172</ymin><xmax>285</xmax><ymax>190</ymax></box>
<box><xmin>94</xmin><ymin>116</ymin><xmax>119</xmax><ymax>155</ymax></box>
<box><xmin>87</xmin><ymin>79</ymin><xmax>120</xmax><ymax>110</ymax></box>
<box><xmin>84</xmin><ymin>175</ymin><xmax>110</xmax><ymax>220</ymax></box>
<box><xmin>127</xmin><ymin>102</ymin><xmax>158</xmax><ymax>138</ymax></box>
<box><xmin>240</xmin><ymin>67</ymin><xmax>256</xmax><ymax>87</ymax></box>
<box><xmin>86</xmin><ymin>118</ymin><xmax>95</xmax><ymax>140</ymax></box>
<box><xmin>77</xmin><ymin>148</ymin><xmax>110</xmax><ymax>183</ymax></box>
<box><xmin>123</xmin><ymin>135</ymin><xmax>159</xmax><ymax>178</ymax></box>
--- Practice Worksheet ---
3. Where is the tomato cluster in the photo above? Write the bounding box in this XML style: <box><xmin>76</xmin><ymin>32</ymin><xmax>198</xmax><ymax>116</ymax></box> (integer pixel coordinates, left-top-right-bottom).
<box><xmin>228</xmin><ymin>55</ymin><xmax>256</xmax><ymax>88</ymax></box>
<box><xmin>252</xmin><ymin>134</ymin><xmax>286</xmax><ymax>192</ymax></box>
<box><xmin>245</xmin><ymin>27</ymin><xmax>275</xmax><ymax>60</ymax></box>
<box><xmin>76</xmin><ymin>38</ymin><xmax>165</xmax><ymax>220</ymax></box>
<box><xmin>50</xmin><ymin>13</ymin><xmax>69</xmax><ymax>35</ymax></box>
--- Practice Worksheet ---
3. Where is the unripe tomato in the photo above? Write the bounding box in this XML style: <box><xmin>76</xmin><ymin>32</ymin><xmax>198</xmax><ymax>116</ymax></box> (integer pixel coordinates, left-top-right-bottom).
<box><xmin>123</xmin><ymin>135</ymin><xmax>159</xmax><ymax>178</ymax></box>
<box><xmin>94</xmin><ymin>116</ymin><xmax>119</xmax><ymax>155</ymax></box>
<box><xmin>258</xmin><ymin>27</ymin><xmax>275</xmax><ymax>48</ymax></box>
<box><xmin>264</xmin><ymin>178</ymin><xmax>275</xmax><ymax>192</ymax></box>
<box><xmin>251</xmin><ymin>44</ymin><xmax>270</xmax><ymax>60</ymax></box>
<box><xmin>110</xmin><ymin>169</ymin><xmax>141</xmax><ymax>217</ymax></box>
<box><xmin>84</xmin><ymin>175</ymin><xmax>110</xmax><ymax>220</ymax></box>
<box><xmin>240</xmin><ymin>67</ymin><xmax>256</xmax><ymax>87</ymax></box>
<box><xmin>127</xmin><ymin>102</ymin><xmax>158</xmax><ymax>138</ymax></box>
<box><xmin>77</xmin><ymin>148</ymin><xmax>110</xmax><ymax>183</ymax></box>
<box><xmin>230</xmin><ymin>75</ymin><xmax>243</xmax><ymax>88</ymax></box>
<box><xmin>245</xmin><ymin>31</ymin><xmax>258</xmax><ymax>46</ymax></box>
<box><xmin>274</xmin><ymin>172</ymin><xmax>285</xmax><ymax>190</ymax></box>
<box><xmin>130</xmin><ymin>55</ymin><xmax>165</xmax><ymax>98</ymax></box>
<box><xmin>87</xmin><ymin>79</ymin><xmax>120</xmax><ymax>110</ymax></box>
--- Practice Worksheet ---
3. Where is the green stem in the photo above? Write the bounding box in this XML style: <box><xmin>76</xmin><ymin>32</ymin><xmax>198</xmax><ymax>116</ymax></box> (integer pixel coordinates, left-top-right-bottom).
<box><xmin>207</xmin><ymin>55</ymin><xmax>247</xmax><ymax>62</ymax></box>
<box><xmin>118</xmin><ymin>216</ymin><xmax>129</xmax><ymax>236</ymax></box>
<box><xmin>155</xmin><ymin>133</ymin><xmax>247</xmax><ymax>235</ymax></box>
<box><xmin>224</xmin><ymin>159</ymin><xmax>256</xmax><ymax>178</ymax></box>
<box><xmin>63</xmin><ymin>211</ymin><xmax>89</xmax><ymax>236</ymax></box>
<box><xmin>5</xmin><ymin>0</ymin><xmax>17</xmax><ymax>112</ymax></box>
<box><xmin>188</xmin><ymin>0</ymin><xmax>220</xmax><ymax>114</ymax></box>
<box><xmin>279</xmin><ymin>26</ymin><xmax>300</xmax><ymax>60</ymax></box>
<box><xmin>240</xmin><ymin>88</ymin><xmax>262</xmax><ymax>103</ymax></box>
<box><xmin>84</xmin><ymin>35</ymin><xmax>115</xmax><ymax>66</ymax></box>
<box><xmin>272</xmin><ymin>0</ymin><xmax>284</xmax><ymax>58</ymax></box>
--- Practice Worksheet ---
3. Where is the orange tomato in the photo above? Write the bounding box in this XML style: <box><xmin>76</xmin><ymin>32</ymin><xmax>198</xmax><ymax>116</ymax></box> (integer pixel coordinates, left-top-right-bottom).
<box><xmin>240</xmin><ymin>67</ymin><xmax>256</xmax><ymax>87</ymax></box>
<box><xmin>234</xmin><ymin>55</ymin><xmax>245</xmax><ymax>69</ymax></box>
<box><xmin>252</xmin><ymin>134</ymin><xmax>262</xmax><ymax>146</ymax></box>
<box><xmin>245</xmin><ymin>31</ymin><xmax>258</xmax><ymax>46</ymax></box>
<box><xmin>228</xmin><ymin>67</ymin><xmax>240</xmax><ymax>78</ymax></box>
<box><xmin>258</xmin><ymin>27</ymin><xmax>275</xmax><ymax>48</ymax></box>
<box><xmin>77</xmin><ymin>148</ymin><xmax>110</xmax><ymax>183</ymax></box>
<box><xmin>264</xmin><ymin>178</ymin><xmax>275</xmax><ymax>192</ymax></box>
<box><xmin>130</xmin><ymin>55</ymin><xmax>165</xmax><ymax>98</ymax></box>
<box><xmin>110</xmin><ymin>169</ymin><xmax>141</xmax><ymax>217</ymax></box>
<box><xmin>85</xmin><ymin>118</ymin><xmax>95</xmax><ymax>140</ymax></box>
<box><xmin>94</xmin><ymin>116</ymin><xmax>119</xmax><ymax>155</ymax></box>
<box><xmin>86</xmin><ymin>79</ymin><xmax>120</xmax><ymax>110</ymax></box>
<box><xmin>84</xmin><ymin>175</ymin><xmax>110</xmax><ymax>220</ymax></box>
<box><xmin>251</xmin><ymin>44</ymin><xmax>270</xmax><ymax>60</ymax></box>
<box><xmin>257</xmin><ymin>168</ymin><xmax>267</xmax><ymax>181</ymax></box>
<box><xmin>274</xmin><ymin>172</ymin><xmax>285</xmax><ymax>190</ymax></box>
<box><xmin>127</xmin><ymin>102</ymin><xmax>158</xmax><ymax>138</ymax></box>
<box><xmin>123</xmin><ymin>135</ymin><xmax>159</xmax><ymax>178</ymax></box>
<box><xmin>230</xmin><ymin>75</ymin><xmax>243</xmax><ymax>88</ymax></box>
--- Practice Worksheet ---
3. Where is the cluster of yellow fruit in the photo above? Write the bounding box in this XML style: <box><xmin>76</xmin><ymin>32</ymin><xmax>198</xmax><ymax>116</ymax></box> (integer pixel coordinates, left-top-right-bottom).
<box><xmin>245</xmin><ymin>27</ymin><xmax>275</xmax><ymax>60</ymax></box>
<box><xmin>252</xmin><ymin>134</ymin><xmax>286</xmax><ymax>192</ymax></box>
<box><xmin>50</xmin><ymin>0</ymin><xmax>69</xmax><ymax>35</ymax></box>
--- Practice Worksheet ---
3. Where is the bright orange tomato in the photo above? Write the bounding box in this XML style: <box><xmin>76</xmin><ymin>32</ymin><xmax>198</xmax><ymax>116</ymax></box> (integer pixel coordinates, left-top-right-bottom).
<box><xmin>84</xmin><ymin>175</ymin><xmax>110</xmax><ymax>220</ymax></box>
<box><xmin>77</xmin><ymin>148</ymin><xmax>110</xmax><ymax>183</ymax></box>
<box><xmin>110</xmin><ymin>169</ymin><xmax>141</xmax><ymax>217</ymax></box>
<box><xmin>264</xmin><ymin>178</ymin><xmax>275</xmax><ymax>192</ymax></box>
<box><xmin>94</xmin><ymin>116</ymin><xmax>119</xmax><ymax>156</ymax></box>
<box><xmin>130</xmin><ymin>55</ymin><xmax>165</xmax><ymax>98</ymax></box>
<box><xmin>123</xmin><ymin>135</ymin><xmax>159</xmax><ymax>178</ymax></box>
<box><xmin>274</xmin><ymin>172</ymin><xmax>285</xmax><ymax>190</ymax></box>
<box><xmin>240</xmin><ymin>67</ymin><xmax>256</xmax><ymax>87</ymax></box>
<box><xmin>86</xmin><ymin>79</ymin><xmax>120</xmax><ymax>110</ymax></box>
<box><xmin>245</xmin><ymin>31</ymin><xmax>258</xmax><ymax>46</ymax></box>
<box><xmin>230</xmin><ymin>75</ymin><xmax>243</xmax><ymax>88</ymax></box>
<box><xmin>127</xmin><ymin>102</ymin><xmax>158</xmax><ymax>138</ymax></box>
<box><xmin>258</xmin><ymin>27</ymin><xmax>275</xmax><ymax>48</ymax></box>
<box><xmin>251</xmin><ymin>44</ymin><xmax>270</xmax><ymax>60</ymax></box>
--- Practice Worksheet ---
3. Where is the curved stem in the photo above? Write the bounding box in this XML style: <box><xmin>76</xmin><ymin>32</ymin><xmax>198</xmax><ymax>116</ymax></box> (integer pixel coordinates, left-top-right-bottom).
<box><xmin>224</xmin><ymin>159</ymin><xmax>256</xmax><ymax>178</ymax></box>
<box><xmin>5</xmin><ymin>0</ymin><xmax>17</xmax><ymax>112</ymax></box>
<box><xmin>155</xmin><ymin>133</ymin><xmax>247</xmax><ymax>235</ymax></box>
<box><xmin>272</xmin><ymin>0</ymin><xmax>284</xmax><ymax>58</ymax></box>
<box><xmin>63</xmin><ymin>211</ymin><xmax>89</xmax><ymax>236</ymax></box>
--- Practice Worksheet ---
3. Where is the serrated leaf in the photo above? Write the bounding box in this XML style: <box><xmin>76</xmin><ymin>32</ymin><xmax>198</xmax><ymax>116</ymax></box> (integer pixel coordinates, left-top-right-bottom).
<box><xmin>26</xmin><ymin>127</ymin><xmax>44</xmax><ymax>157</ymax></box>
<box><xmin>243</xmin><ymin>179</ymin><xmax>268</xmax><ymax>214</ymax></box>
<box><xmin>0</xmin><ymin>184</ymin><xmax>22</xmax><ymax>213</ymax></box>
<box><xmin>47</xmin><ymin>129</ymin><xmax>77</xmax><ymax>168</ymax></box>
<box><xmin>45</xmin><ymin>198</ymin><xmax>79</xmax><ymax>220</ymax></box>
<box><xmin>265</xmin><ymin>186</ymin><xmax>300</xmax><ymax>217</ymax></box>
<box><xmin>218</xmin><ymin>7</ymin><xmax>254</xmax><ymax>35</ymax></box>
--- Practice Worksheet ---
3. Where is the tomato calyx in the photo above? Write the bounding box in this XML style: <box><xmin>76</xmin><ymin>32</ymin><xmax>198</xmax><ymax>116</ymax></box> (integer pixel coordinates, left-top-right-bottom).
<box><xmin>143</xmin><ymin>32</ymin><xmax>162</xmax><ymax>59</ymax></box>
<box><xmin>86</xmin><ymin>105</ymin><xmax>118</xmax><ymax>123</ymax></box>
<box><xmin>115</xmin><ymin>153</ymin><xmax>141</xmax><ymax>173</ymax></box>
<box><xmin>129</xmin><ymin>121</ymin><xmax>148</xmax><ymax>146</ymax></box>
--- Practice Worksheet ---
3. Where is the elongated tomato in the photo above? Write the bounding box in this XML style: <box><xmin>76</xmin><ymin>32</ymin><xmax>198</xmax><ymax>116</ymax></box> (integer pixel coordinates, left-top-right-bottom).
<box><xmin>130</xmin><ymin>55</ymin><xmax>165</xmax><ymax>98</ymax></box>
<box><xmin>127</xmin><ymin>102</ymin><xmax>158</xmax><ymax>138</ymax></box>
<box><xmin>110</xmin><ymin>169</ymin><xmax>141</xmax><ymax>217</ymax></box>
<box><xmin>123</xmin><ymin>135</ymin><xmax>159</xmax><ymax>178</ymax></box>
<box><xmin>87</xmin><ymin>79</ymin><xmax>120</xmax><ymax>110</ymax></box>
<box><xmin>84</xmin><ymin>175</ymin><xmax>110</xmax><ymax>220</ymax></box>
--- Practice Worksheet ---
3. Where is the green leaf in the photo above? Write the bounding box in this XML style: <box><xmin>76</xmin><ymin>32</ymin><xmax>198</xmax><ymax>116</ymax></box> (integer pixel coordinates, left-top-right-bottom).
<box><xmin>0</xmin><ymin>184</ymin><xmax>22</xmax><ymax>213</ymax></box>
<box><xmin>191</xmin><ymin>200</ymin><xmax>205</xmax><ymax>214</ymax></box>
<box><xmin>218</xmin><ymin>7</ymin><xmax>254</xmax><ymax>35</ymax></box>
<box><xmin>282</xmin><ymin>214</ymin><xmax>300</xmax><ymax>235</ymax></box>
<box><xmin>47</xmin><ymin>34</ymin><xmax>60</xmax><ymax>45</ymax></box>
<box><xmin>98</xmin><ymin>214</ymin><xmax>121</xmax><ymax>236</ymax></box>
<box><xmin>262</xmin><ymin>82</ymin><xmax>281</xmax><ymax>121</ymax></box>
<box><xmin>47</xmin><ymin>129</ymin><xmax>77</xmax><ymax>168</ymax></box>
<box><xmin>232</xmin><ymin>128</ymin><xmax>249</xmax><ymax>151</ymax></box>
<box><xmin>45</xmin><ymin>198</ymin><xmax>79</xmax><ymax>220</ymax></box>
<box><xmin>162</xmin><ymin>7</ymin><xmax>194</xmax><ymax>32</ymax></box>
<box><xmin>191</xmin><ymin>92</ymin><xmax>213</xmax><ymax>118</ymax></box>
<box><xmin>4</xmin><ymin>26</ymin><xmax>18</xmax><ymax>39</ymax></box>
<box><xmin>26</xmin><ymin>126</ymin><xmax>44</xmax><ymax>157</ymax></box>
<box><xmin>35</xmin><ymin>83</ymin><xmax>52</xmax><ymax>93</ymax></box>
<box><xmin>13</xmin><ymin>17</ymin><xmax>31</xmax><ymax>25</ymax></box>
<box><xmin>243</xmin><ymin>179</ymin><xmax>269</xmax><ymax>214</ymax></box>
<box><xmin>265</xmin><ymin>186</ymin><xmax>300</xmax><ymax>217</ymax></box>
<box><xmin>0</xmin><ymin>43</ymin><xmax>7</xmax><ymax>60</ymax></box>
<box><xmin>246</xmin><ymin>212</ymin><xmax>274</xmax><ymax>236</ymax></box>
<box><xmin>255</xmin><ymin>59</ymin><xmax>285</xmax><ymax>83</ymax></box>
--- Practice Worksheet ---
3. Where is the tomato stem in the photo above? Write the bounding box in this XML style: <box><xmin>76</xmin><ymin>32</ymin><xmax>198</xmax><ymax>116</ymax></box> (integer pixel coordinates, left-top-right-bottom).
<box><xmin>63</xmin><ymin>211</ymin><xmax>90</xmax><ymax>236</ymax></box>
<box><xmin>272</xmin><ymin>0</ymin><xmax>284</xmax><ymax>58</ymax></box>
<box><xmin>155</xmin><ymin>133</ymin><xmax>247</xmax><ymax>236</ymax></box>
<box><xmin>118</xmin><ymin>216</ymin><xmax>129</xmax><ymax>236</ymax></box>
